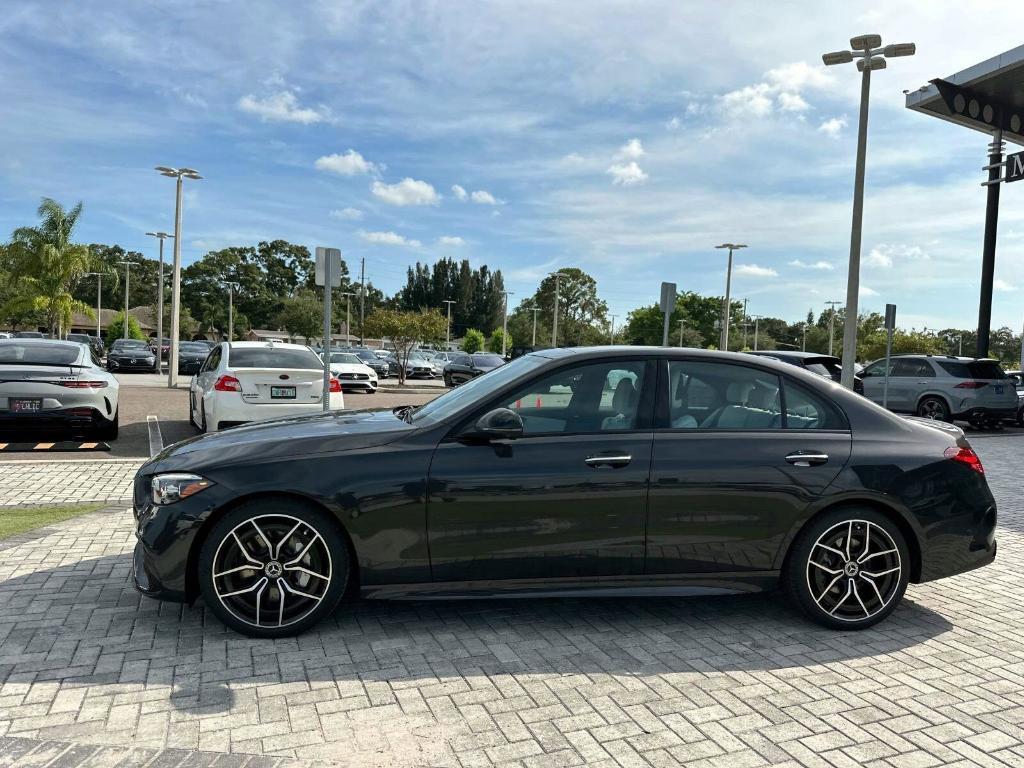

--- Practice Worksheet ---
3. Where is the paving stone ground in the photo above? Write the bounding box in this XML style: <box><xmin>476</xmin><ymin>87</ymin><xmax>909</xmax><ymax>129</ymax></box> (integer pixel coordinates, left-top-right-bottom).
<box><xmin>0</xmin><ymin>462</ymin><xmax>142</xmax><ymax>507</ymax></box>
<box><xmin>0</xmin><ymin>435</ymin><xmax>1023</xmax><ymax>767</ymax></box>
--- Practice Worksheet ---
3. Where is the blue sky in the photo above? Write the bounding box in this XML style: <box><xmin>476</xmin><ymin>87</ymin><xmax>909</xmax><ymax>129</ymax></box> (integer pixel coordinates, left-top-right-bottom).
<box><xmin>2</xmin><ymin>1</ymin><xmax>1024</xmax><ymax>331</ymax></box>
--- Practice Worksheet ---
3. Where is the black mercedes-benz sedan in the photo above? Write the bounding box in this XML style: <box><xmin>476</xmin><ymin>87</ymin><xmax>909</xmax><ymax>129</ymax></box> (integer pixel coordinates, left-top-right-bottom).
<box><xmin>106</xmin><ymin>339</ymin><xmax>157</xmax><ymax>372</ymax></box>
<box><xmin>443</xmin><ymin>352</ymin><xmax>506</xmax><ymax>386</ymax></box>
<box><xmin>132</xmin><ymin>347</ymin><xmax>996</xmax><ymax>638</ymax></box>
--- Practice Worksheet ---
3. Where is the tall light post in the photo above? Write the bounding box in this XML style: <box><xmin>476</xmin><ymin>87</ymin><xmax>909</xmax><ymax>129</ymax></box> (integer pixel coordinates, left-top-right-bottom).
<box><xmin>802</xmin><ymin>321</ymin><xmax>808</xmax><ymax>351</ymax></box>
<box><xmin>341</xmin><ymin>292</ymin><xmax>357</xmax><ymax>344</ymax></box>
<box><xmin>225</xmin><ymin>282</ymin><xmax>240</xmax><ymax>341</ymax></box>
<box><xmin>715</xmin><ymin>244</ymin><xmax>746</xmax><ymax>350</ymax></box>
<box><xmin>678</xmin><ymin>319</ymin><xmax>685</xmax><ymax>347</ymax></box>
<box><xmin>116</xmin><ymin>261</ymin><xmax>135</xmax><ymax>340</ymax></box>
<box><xmin>610</xmin><ymin>314</ymin><xmax>617</xmax><ymax>345</ymax></box>
<box><xmin>83</xmin><ymin>272</ymin><xmax>102</xmax><ymax>340</ymax></box>
<box><xmin>751</xmin><ymin>315</ymin><xmax>763</xmax><ymax>351</ymax></box>
<box><xmin>501</xmin><ymin>291</ymin><xmax>514</xmax><ymax>357</ymax></box>
<box><xmin>442</xmin><ymin>299</ymin><xmax>456</xmax><ymax>345</ymax></box>
<box><xmin>531</xmin><ymin>307</ymin><xmax>540</xmax><ymax>346</ymax></box>
<box><xmin>145</xmin><ymin>231</ymin><xmax>173</xmax><ymax>373</ymax></box>
<box><xmin>823</xmin><ymin>35</ymin><xmax>915</xmax><ymax>388</ymax></box>
<box><xmin>155</xmin><ymin>166</ymin><xmax>202</xmax><ymax>387</ymax></box>
<box><xmin>550</xmin><ymin>272</ymin><xmax>568</xmax><ymax>347</ymax></box>
<box><xmin>825</xmin><ymin>300</ymin><xmax>843</xmax><ymax>356</ymax></box>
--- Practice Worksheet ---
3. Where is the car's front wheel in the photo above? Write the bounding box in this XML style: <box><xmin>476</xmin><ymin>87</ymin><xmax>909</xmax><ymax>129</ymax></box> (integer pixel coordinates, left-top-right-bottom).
<box><xmin>917</xmin><ymin>396</ymin><xmax>950</xmax><ymax>422</ymax></box>
<box><xmin>784</xmin><ymin>509</ymin><xmax>909</xmax><ymax>630</ymax></box>
<box><xmin>197</xmin><ymin>500</ymin><xmax>350</xmax><ymax>637</ymax></box>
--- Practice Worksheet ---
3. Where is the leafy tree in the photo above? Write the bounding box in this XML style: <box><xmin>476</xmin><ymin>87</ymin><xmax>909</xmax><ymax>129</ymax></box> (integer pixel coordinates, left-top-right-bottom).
<box><xmin>486</xmin><ymin>328</ymin><xmax>510</xmax><ymax>354</ymax></box>
<box><xmin>363</xmin><ymin>309</ymin><xmax>447</xmax><ymax>385</ymax></box>
<box><xmin>396</xmin><ymin>257</ymin><xmax>504</xmax><ymax>336</ymax></box>
<box><xmin>509</xmin><ymin>267</ymin><xmax>607</xmax><ymax>347</ymax></box>
<box><xmin>3</xmin><ymin>198</ymin><xmax>93</xmax><ymax>336</ymax></box>
<box><xmin>461</xmin><ymin>328</ymin><xmax>485</xmax><ymax>353</ymax></box>
<box><xmin>105</xmin><ymin>311</ymin><xmax>147</xmax><ymax>344</ymax></box>
<box><xmin>276</xmin><ymin>289</ymin><xmax>323</xmax><ymax>343</ymax></box>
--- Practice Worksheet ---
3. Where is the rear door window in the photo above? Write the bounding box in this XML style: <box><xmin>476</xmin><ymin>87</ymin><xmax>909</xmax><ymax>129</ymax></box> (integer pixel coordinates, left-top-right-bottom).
<box><xmin>893</xmin><ymin>359</ymin><xmax>934</xmax><ymax>377</ymax></box>
<box><xmin>783</xmin><ymin>379</ymin><xmax>848</xmax><ymax>430</ymax></box>
<box><xmin>667</xmin><ymin>361</ymin><xmax>782</xmax><ymax>430</ymax></box>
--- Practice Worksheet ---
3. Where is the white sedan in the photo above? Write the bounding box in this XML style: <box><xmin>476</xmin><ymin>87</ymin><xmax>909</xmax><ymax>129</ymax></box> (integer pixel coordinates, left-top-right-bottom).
<box><xmin>324</xmin><ymin>352</ymin><xmax>378</xmax><ymax>393</ymax></box>
<box><xmin>189</xmin><ymin>341</ymin><xmax>344</xmax><ymax>432</ymax></box>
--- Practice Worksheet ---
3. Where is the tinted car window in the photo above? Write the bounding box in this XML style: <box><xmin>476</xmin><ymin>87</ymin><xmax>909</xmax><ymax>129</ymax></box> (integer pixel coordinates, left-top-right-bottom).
<box><xmin>783</xmin><ymin>379</ymin><xmax>848</xmax><ymax>430</ymax></box>
<box><xmin>452</xmin><ymin>355</ymin><xmax>471</xmax><ymax>366</ymax></box>
<box><xmin>667</xmin><ymin>361</ymin><xmax>781</xmax><ymax>429</ymax></box>
<box><xmin>330</xmin><ymin>353</ymin><xmax>363</xmax><ymax>365</ymax></box>
<box><xmin>229</xmin><ymin>347</ymin><xmax>323</xmax><ymax>369</ymax></box>
<box><xmin>473</xmin><ymin>354</ymin><xmax>505</xmax><ymax>366</ymax></box>
<box><xmin>893</xmin><ymin>359</ymin><xmax>934</xmax><ymax>377</ymax></box>
<box><xmin>863</xmin><ymin>360</ymin><xmax>891</xmax><ymax>377</ymax></box>
<box><xmin>501</xmin><ymin>360</ymin><xmax>648</xmax><ymax>434</ymax></box>
<box><xmin>111</xmin><ymin>339</ymin><xmax>150</xmax><ymax>351</ymax></box>
<box><xmin>0</xmin><ymin>342</ymin><xmax>82</xmax><ymax>365</ymax></box>
<box><xmin>411</xmin><ymin>354</ymin><xmax>547</xmax><ymax>424</ymax></box>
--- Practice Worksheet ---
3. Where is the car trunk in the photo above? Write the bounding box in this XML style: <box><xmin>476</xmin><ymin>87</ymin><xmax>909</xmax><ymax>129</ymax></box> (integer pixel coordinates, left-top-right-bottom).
<box><xmin>235</xmin><ymin>368</ymin><xmax>326</xmax><ymax>405</ymax></box>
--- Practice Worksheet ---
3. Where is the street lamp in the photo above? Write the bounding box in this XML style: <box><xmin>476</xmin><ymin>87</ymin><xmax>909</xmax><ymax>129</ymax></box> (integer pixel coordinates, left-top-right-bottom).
<box><xmin>610</xmin><ymin>314</ymin><xmax>617</xmax><ymax>345</ymax></box>
<box><xmin>751</xmin><ymin>315</ymin><xmax>764</xmax><ymax>351</ymax></box>
<box><xmin>677</xmin><ymin>318</ymin><xmax>685</xmax><ymax>347</ymax></box>
<box><xmin>501</xmin><ymin>291</ymin><xmax>514</xmax><ymax>357</ymax></box>
<box><xmin>714</xmin><ymin>244</ymin><xmax>746</xmax><ymax>350</ymax></box>
<box><xmin>442</xmin><ymin>299</ymin><xmax>456</xmax><ymax>345</ymax></box>
<box><xmin>342</xmin><ymin>292</ymin><xmax>357</xmax><ymax>344</ymax></box>
<box><xmin>825</xmin><ymin>300</ymin><xmax>843</xmax><ymax>356</ymax></box>
<box><xmin>531</xmin><ymin>307</ymin><xmax>541</xmax><ymax>346</ymax></box>
<box><xmin>224</xmin><ymin>281</ymin><xmax>240</xmax><ymax>341</ymax></box>
<box><xmin>83</xmin><ymin>272</ymin><xmax>102</xmax><ymax>340</ymax></box>
<box><xmin>155</xmin><ymin>166</ymin><xmax>202</xmax><ymax>387</ymax></box>
<box><xmin>145</xmin><ymin>231</ymin><xmax>173</xmax><ymax>373</ymax></box>
<box><xmin>823</xmin><ymin>34</ymin><xmax>915</xmax><ymax>388</ymax></box>
<box><xmin>550</xmin><ymin>272</ymin><xmax>568</xmax><ymax>347</ymax></box>
<box><xmin>116</xmin><ymin>261</ymin><xmax>135</xmax><ymax>341</ymax></box>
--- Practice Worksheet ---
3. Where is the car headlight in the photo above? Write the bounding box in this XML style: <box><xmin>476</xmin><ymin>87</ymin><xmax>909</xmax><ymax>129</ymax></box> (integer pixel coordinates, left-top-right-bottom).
<box><xmin>151</xmin><ymin>473</ymin><xmax>214</xmax><ymax>505</ymax></box>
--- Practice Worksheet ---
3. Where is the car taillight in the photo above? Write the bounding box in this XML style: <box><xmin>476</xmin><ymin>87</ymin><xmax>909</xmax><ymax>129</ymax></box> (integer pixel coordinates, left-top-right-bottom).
<box><xmin>944</xmin><ymin>445</ymin><xmax>984</xmax><ymax>474</ymax></box>
<box><xmin>954</xmin><ymin>381</ymin><xmax>988</xmax><ymax>389</ymax></box>
<box><xmin>328</xmin><ymin>376</ymin><xmax>342</xmax><ymax>393</ymax></box>
<box><xmin>58</xmin><ymin>380</ymin><xmax>107</xmax><ymax>388</ymax></box>
<box><xmin>213</xmin><ymin>375</ymin><xmax>242</xmax><ymax>392</ymax></box>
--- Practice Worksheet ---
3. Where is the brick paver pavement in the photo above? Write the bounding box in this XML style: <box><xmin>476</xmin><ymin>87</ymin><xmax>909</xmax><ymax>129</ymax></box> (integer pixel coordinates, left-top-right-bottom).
<box><xmin>0</xmin><ymin>461</ymin><xmax>142</xmax><ymax>507</ymax></box>
<box><xmin>0</xmin><ymin>436</ymin><xmax>1023</xmax><ymax>767</ymax></box>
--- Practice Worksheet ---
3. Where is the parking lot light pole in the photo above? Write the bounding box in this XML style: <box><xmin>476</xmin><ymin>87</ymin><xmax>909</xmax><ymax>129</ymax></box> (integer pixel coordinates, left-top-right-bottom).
<box><xmin>442</xmin><ymin>300</ymin><xmax>456</xmax><ymax>345</ymax></box>
<box><xmin>83</xmin><ymin>272</ymin><xmax>102</xmax><ymax>340</ymax></box>
<box><xmin>155</xmin><ymin>166</ymin><xmax>202</xmax><ymax>387</ymax></box>
<box><xmin>501</xmin><ymin>291</ymin><xmax>514</xmax><ymax>357</ymax></box>
<box><xmin>116</xmin><ymin>261</ymin><xmax>134</xmax><ymax>340</ymax></box>
<box><xmin>342</xmin><ymin>292</ymin><xmax>357</xmax><ymax>344</ymax></box>
<box><xmin>678</xmin><ymin>319</ymin><xmax>685</xmax><ymax>346</ymax></box>
<box><xmin>610</xmin><ymin>314</ymin><xmax>617</xmax><ymax>345</ymax></box>
<box><xmin>823</xmin><ymin>35</ymin><xmax>915</xmax><ymax>388</ymax></box>
<box><xmin>224</xmin><ymin>282</ymin><xmax>240</xmax><ymax>341</ymax></box>
<box><xmin>825</xmin><ymin>300</ymin><xmax>843</xmax><ymax>356</ymax></box>
<box><xmin>145</xmin><ymin>232</ymin><xmax>173</xmax><ymax>373</ymax></box>
<box><xmin>531</xmin><ymin>307</ymin><xmax>540</xmax><ymax>346</ymax></box>
<box><xmin>714</xmin><ymin>244</ymin><xmax>745</xmax><ymax>349</ymax></box>
<box><xmin>550</xmin><ymin>272</ymin><xmax>567</xmax><ymax>347</ymax></box>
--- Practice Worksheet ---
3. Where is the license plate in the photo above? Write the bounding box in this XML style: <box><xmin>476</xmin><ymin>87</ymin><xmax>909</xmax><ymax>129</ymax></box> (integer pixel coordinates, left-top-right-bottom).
<box><xmin>995</xmin><ymin>385</ymin><xmax>1004</xmax><ymax>394</ymax></box>
<box><xmin>270</xmin><ymin>386</ymin><xmax>296</xmax><ymax>399</ymax></box>
<box><xmin>10</xmin><ymin>398</ymin><xmax>42</xmax><ymax>413</ymax></box>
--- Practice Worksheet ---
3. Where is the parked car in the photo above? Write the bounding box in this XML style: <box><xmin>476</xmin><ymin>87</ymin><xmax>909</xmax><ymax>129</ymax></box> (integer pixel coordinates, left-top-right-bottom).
<box><xmin>746</xmin><ymin>351</ymin><xmax>864</xmax><ymax>394</ymax></box>
<box><xmin>106</xmin><ymin>339</ymin><xmax>157</xmax><ymax>372</ymax></box>
<box><xmin>150</xmin><ymin>337</ymin><xmax>172</xmax><ymax>359</ymax></box>
<box><xmin>188</xmin><ymin>341</ymin><xmax>344</xmax><ymax>433</ymax></box>
<box><xmin>0</xmin><ymin>338</ymin><xmax>119</xmax><ymax>439</ymax></box>
<box><xmin>1005</xmin><ymin>370</ymin><xmax>1024</xmax><ymax>426</ymax></box>
<box><xmin>432</xmin><ymin>351</ymin><xmax>459</xmax><ymax>364</ymax></box>
<box><xmin>407</xmin><ymin>351</ymin><xmax>440</xmax><ymax>378</ymax></box>
<box><xmin>443</xmin><ymin>352</ymin><xmax>506</xmax><ymax>386</ymax></box>
<box><xmin>373</xmin><ymin>349</ymin><xmax>392</xmax><ymax>360</ymax></box>
<box><xmin>66</xmin><ymin>333</ymin><xmax>105</xmax><ymax>359</ymax></box>
<box><xmin>338</xmin><ymin>347</ymin><xmax>391</xmax><ymax>379</ymax></box>
<box><xmin>860</xmin><ymin>355</ymin><xmax>1017</xmax><ymax>427</ymax></box>
<box><xmin>178</xmin><ymin>341</ymin><xmax>212</xmax><ymax>375</ymax></box>
<box><xmin>0</xmin><ymin>332</ymin><xmax>12</xmax><ymax>340</ymax></box>
<box><xmin>13</xmin><ymin>331</ymin><xmax>44</xmax><ymax>339</ymax></box>
<box><xmin>324</xmin><ymin>352</ymin><xmax>378</xmax><ymax>393</ymax></box>
<box><xmin>132</xmin><ymin>347</ymin><xmax>995</xmax><ymax>638</ymax></box>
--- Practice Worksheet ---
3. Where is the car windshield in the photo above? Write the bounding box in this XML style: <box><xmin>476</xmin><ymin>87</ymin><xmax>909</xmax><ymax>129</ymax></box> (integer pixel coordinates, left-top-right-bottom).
<box><xmin>353</xmin><ymin>350</ymin><xmax>378</xmax><ymax>362</ymax></box>
<box><xmin>0</xmin><ymin>342</ymin><xmax>82</xmax><ymax>366</ymax></box>
<box><xmin>330</xmin><ymin>353</ymin><xmax>363</xmax><ymax>365</ymax></box>
<box><xmin>180</xmin><ymin>343</ymin><xmax>208</xmax><ymax>352</ymax></box>
<box><xmin>473</xmin><ymin>354</ymin><xmax>505</xmax><ymax>366</ymax></box>
<box><xmin>409</xmin><ymin>354</ymin><xmax>547</xmax><ymax>424</ymax></box>
<box><xmin>112</xmin><ymin>340</ymin><xmax>149</xmax><ymax>350</ymax></box>
<box><xmin>229</xmin><ymin>347</ymin><xmax>323</xmax><ymax>369</ymax></box>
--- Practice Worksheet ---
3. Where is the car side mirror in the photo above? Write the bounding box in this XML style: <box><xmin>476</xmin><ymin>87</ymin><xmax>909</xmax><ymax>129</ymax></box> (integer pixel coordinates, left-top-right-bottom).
<box><xmin>472</xmin><ymin>407</ymin><xmax>524</xmax><ymax>440</ymax></box>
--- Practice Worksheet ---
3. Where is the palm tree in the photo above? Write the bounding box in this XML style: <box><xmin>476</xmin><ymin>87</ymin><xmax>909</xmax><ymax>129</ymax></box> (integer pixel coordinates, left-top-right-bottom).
<box><xmin>3</xmin><ymin>198</ymin><xmax>93</xmax><ymax>337</ymax></box>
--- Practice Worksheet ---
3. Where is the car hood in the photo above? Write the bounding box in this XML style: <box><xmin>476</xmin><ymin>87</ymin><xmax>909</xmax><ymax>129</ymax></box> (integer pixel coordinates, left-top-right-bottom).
<box><xmin>110</xmin><ymin>349</ymin><xmax>152</xmax><ymax>357</ymax></box>
<box><xmin>143</xmin><ymin>408</ymin><xmax>415</xmax><ymax>474</ymax></box>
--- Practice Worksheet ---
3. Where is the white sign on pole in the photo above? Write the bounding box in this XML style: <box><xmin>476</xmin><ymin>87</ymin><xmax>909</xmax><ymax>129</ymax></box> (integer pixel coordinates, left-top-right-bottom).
<box><xmin>315</xmin><ymin>247</ymin><xmax>342</xmax><ymax>287</ymax></box>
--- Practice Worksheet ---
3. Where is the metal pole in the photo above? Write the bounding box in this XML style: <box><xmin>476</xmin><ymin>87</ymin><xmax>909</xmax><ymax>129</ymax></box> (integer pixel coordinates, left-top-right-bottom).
<box><xmin>443</xmin><ymin>299</ymin><xmax>456</xmax><ymax>345</ymax></box>
<box><xmin>501</xmin><ymin>291</ymin><xmax>512</xmax><ymax>357</ymax></box>
<box><xmin>551</xmin><ymin>274</ymin><xmax>561</xmax><ymax>347</ymax></box>
<box><xmin>720</xmin><ymin>247</ymin><xmax>733</xmax><ymax>350</ymax></box>
<box><xmin>342</xmin><ymin>292</ymin><xmax>355</xmax><ymax>344</ymax></box>
<box><xmin>1020</xmin><ymin>318</ymin><xmax>1024</xmax><ymax>369</ymax></box>
<box><xmin>662</xmin><ymin>307</ymin><xmax>670</xmax><ymax>347</ymax></box>
<box><xmin>157</xmin><ymin>238</ymin><xmax>164</xmax><ymax>370</ymax></box>
<box><xmin>802</xmin><ymin>323</ymin><xmax>807</xmax><ymax>351</ymax></box>
<box><xmin>531</xmin><ymin>308</ymin><xmax>539</xmax><ymax>346</ymax></box>
<box><xmin>358</xmin><ymin>257</ymin><xmax>365</xmax><ymax>346</ymax></box>
<box><xmin>678</xmin><ymin>319</ymin><xmax>684</xmax><ymax>346</ymax></box>
<box><xmin>322</xmin><ymin>254</ymin><xmax>332</xmax><ymax>412</ymax></box>
<box><xmin>754</xmin><ymin>317</ymin><xmax>760</xmax><ymax>351</ymax></box>
<box><xmin>95</xmin><ymin>275</ymin><xmax>101</xmax><ymax>339</ymax></box>
<box><xmin>826</xmin><ymin>300</ymin><xmax>842</xmax><ymax>356</ymax></box>
<box><xmin>228</xmin><ymin>284</ymin><xmax>234</xmax><ymax>341</ymax></box>
<box><xmin>610</xmin><ymin>315</ymin><xmax>617</xmax><ymax>344</ymax></box>
<box><xmin>882</xmin><ymin>323</ymin><xmax>894</xmax><ymax>409</ymax></box>
<box><xmin>839</xmin><ymin>62</ymin><xmax>872</xmax><ymax>389</ymax></box>
<box><xmin>742</xmin><ymin>298</ymin><xmax>749</xmax><ymax>348</ymax></box>
<box><xmin>977</xmin><ymin>129</ymin><xmax>1003</xmax><ymax>358</ymax></box>
<box><xmin>123</xmin><ymin>265</ymin><xmax>129</xmax><ymax>340</ymax></box>
<box><xmin>169</xmin><ymin>176</ymin><xmax>183</xmax><ymax>387</ymax></box>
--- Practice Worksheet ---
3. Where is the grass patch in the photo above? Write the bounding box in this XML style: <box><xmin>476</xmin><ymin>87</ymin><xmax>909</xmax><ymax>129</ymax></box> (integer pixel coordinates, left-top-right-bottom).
<box><xmin>0</xmin><ymin>503</ymin><xmax>106</xmax><ymax>541</ymax></box>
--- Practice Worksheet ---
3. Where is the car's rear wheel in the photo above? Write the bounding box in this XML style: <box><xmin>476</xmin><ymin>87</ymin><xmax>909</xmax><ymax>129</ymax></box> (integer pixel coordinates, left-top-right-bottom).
<box><xmin>917</xmin><ymin>396</ymin><xmax>950</xmax><ymax>422</ymax></box>
<box><xmin>197</xmin><ymin>500</ymin><xmax>349</xmax><ymax>638</ymax></box>
<box><xmin>96</xmin><ymin>410</ymin><xmax>118</xmax><ymax>441</ymax></box>
<box><xmin>784</xmin><ymin>509</ymin><xmax>909</xmax><ymax>630</ymax></box>
<box><xmin>1017</xmin><ymin>407</ymin><xmax>1024</xmax><ymax>427</ymax></box>
<box><xmin>200</xmin><ymin>401</ymin><xmax>208</xmax><ymax>433</ymax></box>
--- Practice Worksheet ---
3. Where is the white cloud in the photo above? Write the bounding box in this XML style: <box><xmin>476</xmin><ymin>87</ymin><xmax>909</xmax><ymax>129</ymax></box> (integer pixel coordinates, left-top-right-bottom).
<box><xmin>818</xmin><ymin>117</ymin><xmax>848</xmax><ymax>138</ymax></box>
<box><xmin>359</xmin><ymin>230</ymin><xmax>421</xmax><ymax>247</ymax></box>
<box><xmin>617</xmin><ymin>138</ymin><xmax>644</xmax><ymax>159</ymax></box>
<box><xmin>860</xmin><ymin>285</ymin><xmax>879</xmax><ymax>297</ymax></box>
<box><xmin>330</xmin><ymin>207</ymin><xmax>363</xmax><ymax>220</ymax></box>
<box><xmin>866</xmin><ymin>243</ymin><xmax>930</xmax><ymax>268</ymax></box>
<box><xmin>438</xmin><ymin>235</ymin><xmax>465</xmax><ymax>246</ymax></box>
<box><xmin>451</xmin><ymin>184</ymin><xmax>468</xmax><ymax>200</ymax></box>
<box><xmin>470</xmin><ymin>189</ymin><xmax>499</xmax><ymax>205</ymax></box>
<box><xmin>720</xmin><ymin>84</ymin><xmax>774</xmax><ymax>118</ymax></box>
<box><xmin>371</xmin><ymin>178</ymin><xmax>440</xmax><ymax>206</ymax></box>
<box><xmin>720</xmin><ymin>60</ymin><xmax>833</xmax><ymax>119</ymax></box>
<box><xmin>666</xmin><ymin>116</ymin><xmax>681</xmax><ymax>130</ymax></box>
<box><xmin>777</xmin><ymin>92</ymin><xmax>809</xmax><ymax>112</ymax></box>
<box><xmin>994</xmin><ymin>278</ymin><xmax>1017</xmax><ymax>292</ymax></box>
<box><xmin>606</xmin><ymin>161</ymin><xmax>648</xmax><ymax>186</ymax></box>
<box><xmin>789</xmin><ymin>259</ymin><xmax>834</xmax><ymax>270</ymax></box>
<box><xmin>315</xmin><ymin>149</ymin><xmax>378</xmax><ymax>176</ymax></box>
<box><xmin>237</xmin><ymin>90</ymin><xmax>323</xmax><ymax>124</ymax></box>
<box><xmin>734</xmin><ymin>264</ymin><xmax>778</xmax><ymax>278</ymax></box>
<box><xmin>764</xmin><ymin>61</ymin><xmax>833</xmax><ymax>92</ymax></box>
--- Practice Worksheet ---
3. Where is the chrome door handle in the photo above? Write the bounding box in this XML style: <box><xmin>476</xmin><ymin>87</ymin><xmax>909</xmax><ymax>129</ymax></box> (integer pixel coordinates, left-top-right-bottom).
<box><xmin>585</xmin><ymin>454</ymin><xmax>632</xmax><ymax>468</ymax></box>
<box><xmin>785</xmin><ymin>452</ymin><xmax>829</xmax><ymax>467</ymax></box>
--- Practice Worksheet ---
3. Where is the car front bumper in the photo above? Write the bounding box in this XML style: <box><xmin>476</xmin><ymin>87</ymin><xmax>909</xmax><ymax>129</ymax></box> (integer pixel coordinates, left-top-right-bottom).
<box><xmin>108</xmin><ymin>357</ymin><xmax>157</xmax><ymax>371</ymax></box>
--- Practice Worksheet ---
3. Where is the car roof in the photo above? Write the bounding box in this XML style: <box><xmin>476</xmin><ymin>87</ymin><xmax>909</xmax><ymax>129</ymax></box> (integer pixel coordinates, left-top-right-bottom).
<box><xmin>747</xmin><ymin>350</ymin><xmax>837</xmax><ymax>361</ymax></box>
<box><xmin>886</xmin><ymin>353</ymin><xmax>1001</xmax><ymax>363</ymax></box>
<box><xmin>226</xmin><ymin>341</ymin><xmax>312</xmax><ymax>351</ymax></box>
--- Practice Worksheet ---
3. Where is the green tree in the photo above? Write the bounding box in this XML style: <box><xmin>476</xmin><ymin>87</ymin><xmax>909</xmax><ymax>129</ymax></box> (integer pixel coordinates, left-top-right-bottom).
<box><xmin>364</xmin><ymin>308</ymin><xmax>448</xmax><ymax>385</ymax></box>
<box><xmin>3</xmin><ymin>198</ymin><xmax>93</xmax><ymax>336</ymax></box>
<box><xmin>461</xmin><ymin>328</ymin><xmax>485</xmax><ymax>353</ymax></box>
<box><xmin>276</xmin><ymin>290</ymin><xmax>323</xmax><ymax>343</ymax></box>
<box><xmin>509</xmin><ymin>267</ymin><xmax>608</xmax><ymax>347</ymax></box>
<box><xmin>396</xmin><ymin>257</ymin><xmax>504</xmax><ymax>336</ymax></box>
<box><xmin>105</xmin><ymin>311</ymin><xmax>146</xmax><ymax>344</ymax></box>
<box><xmin>486</xmin><ymin>328</ymin><xmax>510</xmax><ymax>354</ymax></box>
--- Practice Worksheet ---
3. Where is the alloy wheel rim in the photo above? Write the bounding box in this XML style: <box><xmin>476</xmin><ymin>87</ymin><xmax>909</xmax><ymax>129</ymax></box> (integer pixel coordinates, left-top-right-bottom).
<box><xmin>211</xmin><ymin>514</ymin><xmax>332</xmax><ymax>628</ymax></box>
<box><xmin>805</xmin><ymin>519</ymin><xmax>901</xmax><ymax>622</ymax></box>
<box><xmin>921</xmin><ymin>400</ymin><xmax>943</xmax><ymax>419</ymax></box>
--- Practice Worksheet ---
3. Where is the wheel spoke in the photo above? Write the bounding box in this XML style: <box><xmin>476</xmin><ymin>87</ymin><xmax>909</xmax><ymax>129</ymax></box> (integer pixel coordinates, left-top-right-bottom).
<box><xmin>814</xmin><ymin>541</ymin><xmax>846</xmax><ymax>559</ymax></box>
<box><xmin>221</xmin><ymin>575</ymin><xmax>268</xmax><ymax>600</ymax></box>
<box><xmin>828</xmin><ymin>579</ymin><xmax>853</xmax><ymax>615</ymax></box>
<box><xmin>845</xmin><ymin>521</ymin><xmax>853</xmax><ymax>560</ymax></box>
<box><xmin>276</xmin><ymin>578</ymin><xmax>286</xmax><ymax>627</ymax></box>
<box><xmin>809</xmin><ymin>560</ymin><xmax>841</xmax><ymax>575</ymax></box>
<box><xmin>278</xmin><ymin>578</ymin><xmax>323</xmax><ymax>603</ymax></box>
<box><xmin>860</xmin><ymin>522</ymin><xmax>872</xmax><ymax>560</ymax></box>
<box><xmin>850</xmin><ymin>579</ymin><xmax>869</xmax><ymax>617</ymax></box>
<box><xmin>231</xmin><ymin>532</ymin><xmax>262</xmax><ymax>566</ymax></box>
<box><xmin>284</xmin><ymin>532</ymin><xmax>322</xmax><ymax>567</ymax></box>
<box><xmin>860</xmin><ymin>573</ymin><xmax>885</xmax><ymax>605</ymax></box>
<box><xmin>274</xmin><ymin>521</ymin><xmax>303</xmax><ymax>560</ymax></box>
<box><xmin>859</xmin><ymin>548</ymin><xmax>896</xmax><ymax>564</ymax></box>
<box><xmin>251</xmin><ymin>520</ymin><xmax>273</xmax><ymax>553</ymax></box>
<box><xmin>862</xmin><ymin>566</ymin><xmax>900</xmax><ymax>579</ymax></box>
<box><xmin>214</xmin><ymin>564</ymin><xmax>258</xmax><ymax>579</ymax></box>
<box><xmin>284</xmin><ymin>564</ymin><xmax>330</xmax><ymax>580</ymax></box>
<box><xmin>814</xmin><ymin>574</ymin><xmax>843</xmax><ymax>605</ymax></box>
<box><xmin>254</xmin><ymin>579</ymin><xmax>267</xmax><ymax>627</ymax></box>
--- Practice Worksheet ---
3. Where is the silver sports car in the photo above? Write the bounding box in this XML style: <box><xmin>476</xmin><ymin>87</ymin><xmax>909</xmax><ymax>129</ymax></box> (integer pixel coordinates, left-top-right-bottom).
<box><xmin>0</xmin><ymin>339</ymin><xmax>120</xmax><ymax>439</ymax></box>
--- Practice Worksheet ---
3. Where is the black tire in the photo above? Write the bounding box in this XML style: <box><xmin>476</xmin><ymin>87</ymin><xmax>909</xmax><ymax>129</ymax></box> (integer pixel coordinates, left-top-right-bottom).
<box><xmin>96</xmin><ymin>410</ymin><xmax>119</xmax><ymax>441</ymax></box>
<box><xmin>197</xmin><ymin>499</ymin><xmax>350</xmax><ymax>638</ymax></box>
<box><xmin>200</xmin><ymin>401</ymin><xmax>208</xmax><ymax>434</ymax></box>
<box><xmin>917</xmin><ymin>396</ymin><xmax>950</xmax><ymax>422</ymax></box>
<box><xmin>443</xmin><ymin>374</ymin><xmax>452</xmax><ymax>388</ymax></box>
<box><xmin>783</xmin><ymin>508</ymin><xmax>910</xmax><ymax>631</ymax></box>
<box><xmin>1017</xmin><ymin>408</ymin><xmax>1024</xmax><ymax>428</ymax></box>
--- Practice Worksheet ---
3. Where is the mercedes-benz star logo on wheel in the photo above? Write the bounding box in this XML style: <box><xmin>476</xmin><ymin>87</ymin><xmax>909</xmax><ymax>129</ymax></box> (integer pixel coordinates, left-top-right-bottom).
<box><xmin>265</xmin><ymin>561</ymin><xmax>283</xmax><ymax>578</ymax></box>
